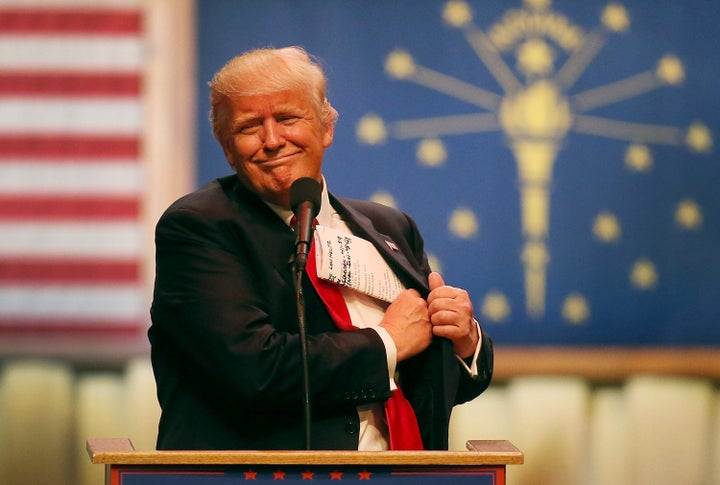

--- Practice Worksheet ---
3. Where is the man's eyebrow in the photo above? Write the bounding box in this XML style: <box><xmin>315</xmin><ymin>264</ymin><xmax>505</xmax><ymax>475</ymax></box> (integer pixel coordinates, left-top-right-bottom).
<box><xmin>273</xmin><ymin>104</ymin><xmax>306</xmax><ymax>115</ymax></box>
<box><xmin>230</xmin><ymin>104</ymin><xmax>310</xmax><ymax>129</ymax></box>
<box><xmin>232</xmin><ymin>114</ymin><xmax>259</xmax><ymax>124</ymax></box>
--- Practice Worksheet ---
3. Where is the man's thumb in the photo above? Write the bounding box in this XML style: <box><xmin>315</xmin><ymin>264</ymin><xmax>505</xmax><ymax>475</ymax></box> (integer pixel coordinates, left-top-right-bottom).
<box><xmin>428</xmin><ymin>271</ymin><xmax>445</xmax><ymax>291</ymax></box>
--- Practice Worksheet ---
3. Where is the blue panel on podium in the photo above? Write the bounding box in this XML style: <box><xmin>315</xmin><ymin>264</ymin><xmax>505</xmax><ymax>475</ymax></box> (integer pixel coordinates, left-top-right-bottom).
<box><xmin>112</xmin><ymin>465</ymin><xmax>503</xmax><ymax>484</ymax></box>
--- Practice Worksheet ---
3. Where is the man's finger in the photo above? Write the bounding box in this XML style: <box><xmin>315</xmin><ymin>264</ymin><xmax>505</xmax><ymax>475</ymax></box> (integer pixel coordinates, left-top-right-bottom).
<box><xmin>428</xmin><ymin>271</ymin><xmax>445</xmax><ymax>291</ymax></box>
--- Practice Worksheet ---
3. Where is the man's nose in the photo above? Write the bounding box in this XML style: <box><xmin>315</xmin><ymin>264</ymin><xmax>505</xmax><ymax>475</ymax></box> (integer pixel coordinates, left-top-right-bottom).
<box><xmin>263</xmin><ymin>119</ymin><xmax>285</xmax><ymax>150</ymax></box>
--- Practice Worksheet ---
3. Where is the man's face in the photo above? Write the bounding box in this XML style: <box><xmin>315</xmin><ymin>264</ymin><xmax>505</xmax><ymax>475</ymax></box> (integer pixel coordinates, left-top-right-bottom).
<box><xmin>220</xmin><ymin>89</ymin><xmax>334</xmax><ymax>208</ymax></box>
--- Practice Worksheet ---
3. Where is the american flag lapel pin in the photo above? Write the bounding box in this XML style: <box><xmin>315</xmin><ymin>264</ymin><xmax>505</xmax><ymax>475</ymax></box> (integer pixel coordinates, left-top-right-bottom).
<box><xmin>385</xmin><ymin>240</ymin><xmax>399</xmax><ymax>251</ymax></box>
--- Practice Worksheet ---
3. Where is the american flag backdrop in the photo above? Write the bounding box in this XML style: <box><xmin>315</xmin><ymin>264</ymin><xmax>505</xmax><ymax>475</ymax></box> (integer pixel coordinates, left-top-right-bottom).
<box><xmin>0</xmin><ymin>0</ymin><xmax>147</xmax><ymax>355</ymax></box>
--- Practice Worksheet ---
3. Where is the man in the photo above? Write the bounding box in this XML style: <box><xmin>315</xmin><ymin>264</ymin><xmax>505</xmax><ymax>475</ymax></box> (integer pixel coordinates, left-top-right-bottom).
<box><xmin>149</xmin><ymin>46</ymin><xmax>493</xmax><ymax>451</ymax></box>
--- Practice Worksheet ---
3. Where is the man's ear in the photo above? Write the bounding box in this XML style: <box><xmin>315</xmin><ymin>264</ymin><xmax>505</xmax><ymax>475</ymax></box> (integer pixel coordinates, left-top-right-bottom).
<box><xmin>322</xmin><ymin>122</ymin><xmax>335</xmax><ymax>147</ymax></box>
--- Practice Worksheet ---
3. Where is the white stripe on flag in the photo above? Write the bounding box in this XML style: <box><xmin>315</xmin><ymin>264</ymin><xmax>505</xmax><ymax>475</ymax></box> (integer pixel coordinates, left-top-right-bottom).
<box><xmin>0</xmin><ymin>162</ymin><xmax>142</xmax><ymax>196</ymax></box>
<box><xmin>0</xmin><ymin>36</ymin><xmax>143</xmax><ymax>71</ymax></box>
<box><xmin>0</xmin><ymin>285</ymin><xmax>144</xmax><ymax>321</ymax></box>
<box><xmin>0</xmin><ymin>0</ymin><xmax>140</xmax><ymax>6</ymax></box>
<box><xmin>0</xmin><ymin>99</ymin><xmax>142</xmax><ymax>134</ymax></box>
<box><xmin>0</xmin><ymin>2</ymin><xmax>147</xmax><ymax>338</ymax></box>
<box><xmin>0</xmin><ymin>221</ymin><xmax>141</xmax><ymax>257</ymax></box>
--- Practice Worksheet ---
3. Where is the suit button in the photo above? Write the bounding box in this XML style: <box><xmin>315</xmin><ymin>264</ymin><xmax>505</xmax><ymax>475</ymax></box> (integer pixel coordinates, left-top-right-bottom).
<box><xmin>344</xmin><ymin>421</ymin><xmax>358</xmax><ymax>435</ymax></box>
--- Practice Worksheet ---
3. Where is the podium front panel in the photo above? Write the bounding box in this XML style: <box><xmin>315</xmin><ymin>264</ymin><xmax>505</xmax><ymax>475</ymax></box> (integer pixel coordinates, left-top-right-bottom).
<box><xmin>109</xmin><ymin>464</ymin><xmax>505</xmax><ymax>484</ymax></box>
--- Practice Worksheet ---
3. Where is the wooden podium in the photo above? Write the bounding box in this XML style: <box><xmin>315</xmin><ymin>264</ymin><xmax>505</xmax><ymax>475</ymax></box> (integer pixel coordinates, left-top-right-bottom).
<box><xmin>87</xmin><ymin>438</ymin><xmax>523</xmax><ymax>484</ymax></box>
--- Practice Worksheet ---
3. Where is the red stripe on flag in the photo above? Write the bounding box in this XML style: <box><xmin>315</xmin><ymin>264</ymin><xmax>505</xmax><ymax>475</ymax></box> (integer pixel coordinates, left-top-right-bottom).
<box><xmin>0</xmin><ymin>320</ymin><xmax>144</xmax><ymax>336</ymax></box>
<box><xmin>0</xmin><ymin>135</ymin><xmax>139</xmax><ymax>158</ymax></box>
<box><xmin>0</xmin><ymin>258</ymin><xmax>140</xmax><ymax>283</ymax></box>
<box><xmin>0</xmin><ymin>72</ymin><xmax>140</xmax><ymax>97</ymax></box>
<box><xmin>0</xmin><ymin>7</ymin><xmax>146</xmax><ymax>348</ymax></box>
<box><xmin>0</xmin><ymin>195</ymin><xmax>139</xmax><ymax>220</ymax></box>
<box><xmin>0</xmin><ymin>9</ymin><xmax>141</xmax><ymax>35</ymax></box>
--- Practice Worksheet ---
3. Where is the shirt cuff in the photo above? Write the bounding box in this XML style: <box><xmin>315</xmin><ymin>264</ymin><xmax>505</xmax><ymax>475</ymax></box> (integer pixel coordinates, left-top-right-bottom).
<box><xmin>371</xmin><ymin>326</ymin><xmax>398</xmax><ymax>391</ymax></box>
<box><xmin>456</xmin><ymin>319</ymin><xmax>482</xmax><ymax>377</ymax></box>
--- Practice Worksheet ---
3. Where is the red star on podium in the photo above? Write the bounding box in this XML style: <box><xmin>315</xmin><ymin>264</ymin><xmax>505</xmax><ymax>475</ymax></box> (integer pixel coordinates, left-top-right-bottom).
<box><xmin>244</xmin><ymin>469</ymin><xmax>257</xmax><ymax>480</ymax></box>
<box><xmin>272</xmin><ymin>470</ymin><xmax>286</xmax><ymax>479</ymax></box>
<box><xmin>330</xmin><ymin>470</ymin><xmax>343</xmax><ymax>480</ymax></box>
<box><xmin>358</xmin><ymin>470</ymin><xmax>372</xmax><ymax>480</ymax></box>
<box><xmin>301</xmin><ymin>470</ymin><xmax>314</xmax><ymax>480</ymax></box>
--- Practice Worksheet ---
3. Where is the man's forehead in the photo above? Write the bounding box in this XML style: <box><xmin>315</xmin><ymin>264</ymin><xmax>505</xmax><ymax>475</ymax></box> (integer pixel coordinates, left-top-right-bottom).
<box><xmin>232</xmin><ymin>91</ymin><xmax>311</xmax><ymax>110</ymax></box>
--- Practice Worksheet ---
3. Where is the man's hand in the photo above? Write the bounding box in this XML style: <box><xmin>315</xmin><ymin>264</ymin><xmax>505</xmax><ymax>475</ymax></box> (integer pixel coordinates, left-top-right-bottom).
<box><xmin>427</xmin><ymin>272</ymin><xmax>479</xmax><ymax>359</ymax></box>
<box><xmin>380</xmin><ymin>289</ymin><xmax>433</xmax><ymax>362</ymax></box>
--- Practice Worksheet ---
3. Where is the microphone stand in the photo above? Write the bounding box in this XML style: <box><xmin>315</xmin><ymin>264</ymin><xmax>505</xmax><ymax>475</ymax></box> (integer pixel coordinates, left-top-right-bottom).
<box><xmin>288</xmin><ymin>177</ymin><xmax>321</xmax><ymax>450</ymax></box>
<box><xmin>290</xmin><ymin>252</ymin><xmax>312</xmax><ymax>450</ymax></box>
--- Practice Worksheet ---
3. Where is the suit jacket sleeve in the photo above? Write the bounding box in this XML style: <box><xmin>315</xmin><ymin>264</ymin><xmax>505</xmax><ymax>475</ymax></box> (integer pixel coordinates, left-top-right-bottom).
<box><xmin>397</xmin><ymin>208</ymin><xmax>494</xmax><ymax>448</ymax></box>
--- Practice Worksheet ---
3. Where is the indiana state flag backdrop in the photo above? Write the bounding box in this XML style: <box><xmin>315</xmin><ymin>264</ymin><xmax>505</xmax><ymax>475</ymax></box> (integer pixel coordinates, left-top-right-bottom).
<box><xmin>198</xmin><ymin>0</ymin><xmax>719</xmax><ymax>348</ymax></box>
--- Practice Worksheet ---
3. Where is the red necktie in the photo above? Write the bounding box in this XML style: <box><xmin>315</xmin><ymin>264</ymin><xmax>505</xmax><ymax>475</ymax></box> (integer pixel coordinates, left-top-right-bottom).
<box><xmin>302</xmin><ymin>225</ymin><xmax>424</xmax><ymax>450</ymax></box>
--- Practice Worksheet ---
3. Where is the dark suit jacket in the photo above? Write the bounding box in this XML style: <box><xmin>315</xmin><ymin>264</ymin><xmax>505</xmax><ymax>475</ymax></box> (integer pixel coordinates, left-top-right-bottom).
<box><xmin>149</xmin><ymin>175</ymin><xmax>493</xmax><ymax>450</ymax></box>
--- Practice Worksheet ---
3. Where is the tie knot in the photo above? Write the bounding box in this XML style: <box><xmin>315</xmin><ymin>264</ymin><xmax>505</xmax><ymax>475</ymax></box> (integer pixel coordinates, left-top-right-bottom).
<box><xmin>290</xmin><ymin>215</ymin><xmax>318</xmax><ymax>230</ymax></box>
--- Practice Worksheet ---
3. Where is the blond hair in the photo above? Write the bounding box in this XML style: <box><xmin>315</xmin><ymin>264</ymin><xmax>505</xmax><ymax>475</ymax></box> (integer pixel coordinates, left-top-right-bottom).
<box><xmin>208</xmin><ymin>46</ymin><xmax>338</xmax><ymax>141</ymax></box>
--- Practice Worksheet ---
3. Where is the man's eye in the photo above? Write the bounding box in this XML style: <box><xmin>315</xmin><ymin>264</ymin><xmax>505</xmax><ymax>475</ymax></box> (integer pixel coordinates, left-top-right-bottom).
<box><xmin>278</xmin><ymin>116</ymin><xmax>300</xmax><ymax>124</ymax></box>
<box><xmin>237</xmin><ymin>124</ymin><xmax>260</xmax><ymax>135</ymax></box>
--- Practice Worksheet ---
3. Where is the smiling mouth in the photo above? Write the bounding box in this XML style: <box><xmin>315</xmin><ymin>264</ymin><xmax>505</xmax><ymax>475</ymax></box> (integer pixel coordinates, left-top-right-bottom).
<box><xmin>258</xmin><ymin>152</ymin><xmax>299</xmax><ymax>165</ymax></box>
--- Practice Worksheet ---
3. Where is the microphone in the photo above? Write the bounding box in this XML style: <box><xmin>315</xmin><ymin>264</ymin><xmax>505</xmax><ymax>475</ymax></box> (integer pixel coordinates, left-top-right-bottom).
<box><xmin>288</xmin><ymin>177</ymin><xmax>321</xmax><ymax>450</ymax></box>
<box><xmin>290</xmin><ymin>177</ymin><xmax>322</xmax><ymax>271</ymax></box>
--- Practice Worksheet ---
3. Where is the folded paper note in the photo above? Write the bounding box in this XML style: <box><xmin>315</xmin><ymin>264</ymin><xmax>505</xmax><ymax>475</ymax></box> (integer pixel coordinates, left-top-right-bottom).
<box><xmin>313</xmin><ymin>225</ymin><xmax>406</xmax><ymax>303</ymax></box>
